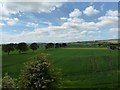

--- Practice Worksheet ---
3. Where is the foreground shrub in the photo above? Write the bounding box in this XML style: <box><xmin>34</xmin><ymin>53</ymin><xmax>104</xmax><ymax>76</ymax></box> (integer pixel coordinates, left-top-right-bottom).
<box><xmin>19</xmin><ymin>53</ymin><xmax>61</xmax><ymax>89</ymax></box>
<box><xmin>2</xmin><ymin>73</ymin><xmax>16</xmax><ymax>89</ymax></box>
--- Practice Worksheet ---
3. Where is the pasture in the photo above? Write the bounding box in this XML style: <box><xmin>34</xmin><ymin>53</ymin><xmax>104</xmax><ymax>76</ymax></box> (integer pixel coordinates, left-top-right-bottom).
<box><xmin>2</xmin><ymin>47</ymin><xmax>119</xmax><ymax>88</ymax></box>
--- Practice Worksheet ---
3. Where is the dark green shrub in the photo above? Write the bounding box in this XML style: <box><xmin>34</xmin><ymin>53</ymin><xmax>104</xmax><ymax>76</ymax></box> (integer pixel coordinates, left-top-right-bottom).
<box><xmin>2</xmin><ymin>73</ymin><xmax>16</xmax><ymax>89</ymax></box>
<box><xmin>110</xmin><ymin>45</ymin><xmax>116</xmax><ymax>50</ymax></box>
<box><xmin>19</xmin><ymin>53</ymin><xmax>61</xmax><ymax>89</ymax></box>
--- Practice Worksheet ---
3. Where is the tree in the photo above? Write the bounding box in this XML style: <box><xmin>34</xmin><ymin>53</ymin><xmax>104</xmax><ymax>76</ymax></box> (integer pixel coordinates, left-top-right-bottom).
<box><xmin>109</xmin><ymin>45</ymin><xmax>116</xmax><ymax>50</ymax></box>
<box><xmin>19</xmin><ymin>54</ymin><xmax>61</xmax><ymax>89</ymax></box>
<box><xmin>55</xmin><ymin>43</ymin><xmax>61</xmax><ymax>48</ymax></box>
<box><xmin>16</xmin><ymin>42</ymin><xmax>28</xmax><ymax>54</ymax></box>
<box><xmin>61</xmin><ymin>43</ymin><xmax>67</xmax><ymax>47</ymax></box>
<box><xmin>45</xmin><ymin>43</ymin><xmax>54</xmax><ymax>49</ymax></box>
<box><xmin>97</xmin><ymin>43</ymin><xmax>102</xmax><ymax>47</ymax></box>
<box><xmin>12</xmin><ymin>43</ymin><xmax>18</xmax><ymax>50</ymax></box>
<box><xmin>30</xmin><ymin>43</ymin><xmax>39</xmax><ymax>52</ymax></box>
<box><xmin>2</xmin><ymin>43</ymin><xmax>14</xmax><ymax>55</ymax></box>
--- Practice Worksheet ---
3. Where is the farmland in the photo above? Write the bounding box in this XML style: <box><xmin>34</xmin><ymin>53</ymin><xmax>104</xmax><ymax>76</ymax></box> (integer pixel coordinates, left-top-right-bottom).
<box><xmin>2</xmin><ymin>47</ymin><xmax>119</xmax><ymax>88</ymax></box>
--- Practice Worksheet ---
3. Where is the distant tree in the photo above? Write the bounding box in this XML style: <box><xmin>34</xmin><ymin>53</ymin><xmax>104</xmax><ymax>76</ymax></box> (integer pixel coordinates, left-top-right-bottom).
<box><xmin>45</xmin><ymin>43</ymin><xmax>54</xmax><ymax>49</ymax></box>
<box><xmin>45</xmin><ymin>45</ymin><xmax>48</xmax><ymax>49</ymax></box>
<box><xmin>30</xmin><ymin>43</ymin><xmax>39</xmax><ymax>52</ymax></box>
<box><xmin>61</xmin><ymin>43</ymin><xmax>67</xmax><ymax>47</ymax></box>
<box><xmin>55</xmin><ymin>43</ymin><xmax>61</xmax><ymax>48</ymax></box>
<box><xmin>16</xmin><ymin>42</ymin><xmax>28</xmax><ymax>54</ymax></box>
<box><xmin>48</xmin><ymin>43</ymin><xmax>54</xmax><ymax>48</ymax></box>
<box><xmin>109</xmin><ymin>45</ymin><xmax>116</xmax><ymax>50</ymax></box>
<box><xmin>2</xmin><ymin>43</ymin><xmax>14</xmax><ymax>55</ymax></box>
<box><xmin>13</xmin><ymin>43</ymin><xmax>18</xmax><ymax>50</ymax></box>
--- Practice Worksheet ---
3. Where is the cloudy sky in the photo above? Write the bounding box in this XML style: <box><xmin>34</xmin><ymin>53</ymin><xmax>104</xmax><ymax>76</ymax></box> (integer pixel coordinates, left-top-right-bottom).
<box><xmin>0</xmin><ymin>1</ymin><xmax>119</xmax><ymax>43</ymax></box>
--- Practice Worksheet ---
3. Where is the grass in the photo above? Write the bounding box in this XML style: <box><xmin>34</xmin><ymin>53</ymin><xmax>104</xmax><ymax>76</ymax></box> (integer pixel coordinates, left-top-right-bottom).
<box><xmin>2</xmin><ymin>47</ymin><xmax>119</xmax><ymax>88</ymax></box>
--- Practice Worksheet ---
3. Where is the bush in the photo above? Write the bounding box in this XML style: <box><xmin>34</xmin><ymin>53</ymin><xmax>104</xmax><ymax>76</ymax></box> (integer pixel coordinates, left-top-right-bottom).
<box><xmin>19</xmin><ymin>53</ymin><xmax>61</xmax><ymax>89</ymax></box>
<box><xmin>2</xmin><ymin>73</ymin><xmax>16</xmax><ymax>89</ymax></box>
<box><xmin>110</xmin><ymin>45</ymin><xmax>116</xmax><ymax>50</ymax></box>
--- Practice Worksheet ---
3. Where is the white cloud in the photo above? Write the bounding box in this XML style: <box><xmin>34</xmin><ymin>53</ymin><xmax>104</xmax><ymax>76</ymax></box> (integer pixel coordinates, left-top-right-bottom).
<box><xmin>1</xmin><ymin>17</ymin><xmax>9</xmax><ymax>21</ymax></box>
<box><xmin>67</xmin><ymin>17</ymin><xmax>84</xmax><ymax>23</ymax></box>
<box><xmin>69</xmin><ymin>9</ymin><xmax>82</xmax><ymax>18</ymax></box>
<box><xmin>109</xmin><ymin>28</ymin><xmax>119</xmax><ymax>32</ymax></box>
<box><xmin>96</xmin><ymin>10</ymin><xmax>118</xmax><ymax>27</ymax></box>
<box><xmin>0</xmin><ymin>2</ymin><xmax>64</xmax><ymax>16</ymax></box>
<box><xmin>106</xmin><ymin>10</ymin><xmax>118</xmax><ymax>16</ymax></box>
<box><xmin>7</xmin><ymin>21</ymin><xmax>15</xmax><ymax>26</ymax></box>
<box><xmin>1</xmin><ymin>17</ymin><xmax>19</xmax><ymax>26</ymax></box>
<box><xmin>43</xmin><ymin>21</ymin><xmax>52</xmax><ymax>26</ymax></box>
<box><xmin>83</xmin><ymin>6</ymin><xmax>99</xmax><ymax>16</ymax></box>
<box><xmin>63</xmin><ymin>17</ymin><xmax>98</xmax><ymax>30</ymax></box>
<box><xmin>60</xmin><ymin>17</ymin><xmax>67</xmax><ymax>20</ymax></box>
<box><xmin>1</xmin><ymin>7</ymin><xmax>118</xmax><ymax>43</ymax></box>
<box><xmin>6</xmin><ymin>17</ymin><xmax>19</xmax><ymax>26</ymax></box>
<box><xmin>14</xmin><ymin>18</ymin><xmax>19</xmax><ymax>21</ymax></box>
<box><xmin>2</xmin><ymin>21</ymin><xmax>99</xmax><ymax>42</ymax></box>
<box><xmin>0</xmin><ymin>23</ymin><xmax>5</xmax><ymax>27</ymax></box>
<box><xmin>26</xmin><ymin>22</ymin><xmax>38</xmax><ymax>28</ymax></box>
<box><xmin>2</xmin><ymin>17</ymin><xmax>18</xmax><ymax>21</ymax></box>
<box><xmin>80</xmin><ymin>31</ymin><xmax>87</xmax><ymax>35</ymax></box>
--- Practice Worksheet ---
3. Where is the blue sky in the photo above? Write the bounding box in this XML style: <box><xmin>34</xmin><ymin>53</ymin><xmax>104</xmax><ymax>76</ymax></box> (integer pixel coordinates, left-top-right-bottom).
<box><xmin>0</xmin><ymin>2</ymin><xmax>119</xmax><ymax>43</ymax></box>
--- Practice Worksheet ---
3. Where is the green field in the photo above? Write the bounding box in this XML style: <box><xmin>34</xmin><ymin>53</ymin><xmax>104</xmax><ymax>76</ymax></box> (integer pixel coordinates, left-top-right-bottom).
<box><xmin>2</xmin><ymin>47</ymin><xmax>120</xmax><ymax>88</ymax></box>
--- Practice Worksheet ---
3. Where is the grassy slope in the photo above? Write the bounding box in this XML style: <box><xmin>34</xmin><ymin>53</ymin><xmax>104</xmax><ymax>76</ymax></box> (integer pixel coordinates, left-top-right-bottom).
<box><xmin>2</xmin><ymin>47</ymin><xmax>119</xmax><ymax>88</ymax></box>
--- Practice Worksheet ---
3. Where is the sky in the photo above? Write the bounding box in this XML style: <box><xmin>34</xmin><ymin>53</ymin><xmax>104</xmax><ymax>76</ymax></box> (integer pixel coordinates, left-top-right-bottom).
<box><xmin>0</xmin><ymin>1</ymin><xmax>119</xmax><ymax>44</ymax></box>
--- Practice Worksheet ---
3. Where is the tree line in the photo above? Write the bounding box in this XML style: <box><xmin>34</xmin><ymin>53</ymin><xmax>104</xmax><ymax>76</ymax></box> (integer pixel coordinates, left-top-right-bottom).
<box><xmin>45</xmin><ymin>43</ymin><xmax>67</xmax><ymax>49</ymax></box>
<box><xmin>2</xmin><ymin>42</ymin><xmax>39</xmax><ymax>55</ymax></box>
<box><xmin>2</xmin><ymin>42</ymin><xmax>67</xmax><ymax>55</ymax></box>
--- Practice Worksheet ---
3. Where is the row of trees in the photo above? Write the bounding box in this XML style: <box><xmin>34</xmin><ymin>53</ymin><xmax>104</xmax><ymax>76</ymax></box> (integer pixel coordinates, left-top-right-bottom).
<box><xmin>2</xmin><ymin>42</ymin><xmax>67</xmax><ymax>55</ymax></box>
<box><xmin>45</xmin><ymin>43</ymin><xmax>67</xmax><ymax>49</ymax></box>
<box><xmin>2</xmin><ymin>42</ymin><xmax>39</xmax><ymax>55</ymax></box>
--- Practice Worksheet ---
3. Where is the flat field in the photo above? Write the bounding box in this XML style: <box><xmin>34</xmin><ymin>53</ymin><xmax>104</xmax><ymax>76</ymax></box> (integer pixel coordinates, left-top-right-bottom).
<box><xmin>2</xmin><ymin>47</ymin><xmax>119</xmax><ymax>88</ymax></box>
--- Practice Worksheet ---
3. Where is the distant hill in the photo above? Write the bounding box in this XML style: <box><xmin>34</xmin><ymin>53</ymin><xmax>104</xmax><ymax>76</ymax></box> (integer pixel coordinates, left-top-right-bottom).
<box><xmin>95</xmin><ymin>39</ymin><xmax>119</xmax><ymax>43</ymax></box>
<box><xmin>73</xmin><ymin>39</ymin><xmax>120</xmax><ymax>44</ymax></box>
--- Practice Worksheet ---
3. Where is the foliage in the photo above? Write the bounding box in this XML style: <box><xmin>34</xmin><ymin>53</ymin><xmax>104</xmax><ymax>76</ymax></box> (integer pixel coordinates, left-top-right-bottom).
<box><xmin>2</xmin><ymin>73</ymin><xmax>16</xmax><ymax>89</ymax></box>
<box><xmin>19</xmin><ymin>53</ymin><xmax>61</xmax><ymax>89</ymax></box>
<box><xmin>2</xmin><ymin>43</ymin><xmax>14</xmax><ymax>55</ymax></box>
<box><xmin>30</xmin><ymin>43</ymin><xmax>39</xmax><ymax>52</ymax></box>
<box><xmin>45</xmin><ymin>43</ymin><xmax>67</xmax><ymax>49</ymax></box>
<box><xmin>16</xmin><ymin>42</ymin><xmax>28</xmax><ymax>53</ymax></box>
<box><xmin>55</xmin><ymin>43</ymin><xmax>61</xmax><ymax>48</ymax></box>
<box><xmin>109</xmin><ymin>45</ymin><xmax>116</xmax><ymax>50</ymax></box>
<box><xmin>61</xmin><ymin>43</ymin><xmax>67</xmax><ymax>47</ymax></box>
<box><xmin>45</xmin><ymin>43</ymin><xmax>54</xmax><ymax>49</ymax></box>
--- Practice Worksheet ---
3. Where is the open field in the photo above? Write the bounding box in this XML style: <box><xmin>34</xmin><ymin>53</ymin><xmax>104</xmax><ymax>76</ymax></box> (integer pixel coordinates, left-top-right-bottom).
<box><xmin>2</xmin><ymin>47</ymin><xmax>120</xmax><ymax>88</ymax></box>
